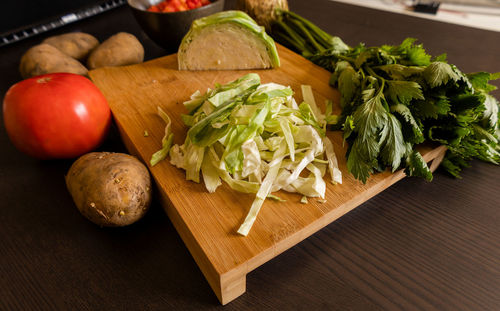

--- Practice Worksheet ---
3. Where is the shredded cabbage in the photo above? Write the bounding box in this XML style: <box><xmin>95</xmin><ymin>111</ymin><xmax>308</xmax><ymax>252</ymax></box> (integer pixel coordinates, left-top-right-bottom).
<box><xmin>150</xmin><ymin>107</ymin><xmax>174</xmax><ymax>167</ymax></box>
<box><xmin>151</xmin><ymin>73</ymin><xmax>342</xmax><ymax>236</ymax></box>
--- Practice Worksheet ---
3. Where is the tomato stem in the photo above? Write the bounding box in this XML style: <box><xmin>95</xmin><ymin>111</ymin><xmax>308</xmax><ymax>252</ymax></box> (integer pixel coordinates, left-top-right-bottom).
<box><xmin>37</xmin><ymin>77</ymin><xmax>52</xmax><ymax>84</ymax></box>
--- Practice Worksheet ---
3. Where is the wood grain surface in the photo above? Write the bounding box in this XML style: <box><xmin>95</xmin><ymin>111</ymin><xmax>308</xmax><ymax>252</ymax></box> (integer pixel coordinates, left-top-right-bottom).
<box><xmin>89</xmin><ymin>44</ymin><xmax>446</xmax><ymax>304</ymax></box>
<box><xmin>0</xmin><ymin>0</ymin><xmax>499</xmax><ymax>310</ymax></box>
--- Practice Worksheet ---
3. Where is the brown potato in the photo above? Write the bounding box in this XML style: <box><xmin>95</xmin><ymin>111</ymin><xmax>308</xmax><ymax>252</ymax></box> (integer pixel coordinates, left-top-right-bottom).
<box><xmin>19</xmin><ymin>43</ymin><xmax>88</xmax><ymax>78</ymax></box>
<box><xmin>87</xmin><ymin>32</ymin><xmax>144</xmax><ymax>70</ymax></box>
<box><xmin>43</xmin><ymin>32</ymin><xmax>99</xmax><ymax>60</ymax></box>
<box><xmin>66</xmin><ymin>152</ymin><xmax>152</xmax><ymax>227</ymax></box>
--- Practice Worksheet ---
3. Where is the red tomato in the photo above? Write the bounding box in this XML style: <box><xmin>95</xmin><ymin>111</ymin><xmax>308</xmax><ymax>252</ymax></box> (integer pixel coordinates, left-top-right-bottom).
<box><xmin>2</xmin><ymin>73</ymin><xmax>111</xmax><ymax>159</ymax></box>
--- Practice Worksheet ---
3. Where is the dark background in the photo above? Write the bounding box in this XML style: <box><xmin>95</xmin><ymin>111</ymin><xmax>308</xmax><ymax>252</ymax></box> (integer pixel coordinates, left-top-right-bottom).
<box><xmin>1</xmin><ymin>0</ymin><xmax>113</xmax><ymax>34</ymax></box>
<box><xmin>1</xmin><ymin>0</ymin><xmax>499</xmax><ymax>309</ymax></box>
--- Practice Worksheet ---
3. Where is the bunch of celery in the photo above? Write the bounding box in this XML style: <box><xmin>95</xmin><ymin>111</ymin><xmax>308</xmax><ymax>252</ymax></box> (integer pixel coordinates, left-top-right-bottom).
<box><xmin>272</xmin><ymin>9</ymin><xmax>500</xmax><ymax>181</ymax></box>
<box><xmin>151</xmin><ymin>73</ymin><xmax>341</xmax><ymax>236</ymax></box>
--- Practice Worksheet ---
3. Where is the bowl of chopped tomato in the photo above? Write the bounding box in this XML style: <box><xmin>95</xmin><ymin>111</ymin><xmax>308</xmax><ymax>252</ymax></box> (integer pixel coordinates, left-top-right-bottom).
<box><xmin>128</xmin><ymin>0</ymin><xmax>224</xmax><ymax>51</ymax></box>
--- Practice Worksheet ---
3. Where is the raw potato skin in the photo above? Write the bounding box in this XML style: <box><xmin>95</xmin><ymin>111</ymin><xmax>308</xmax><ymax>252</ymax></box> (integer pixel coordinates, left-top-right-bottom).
<box><xmin>66</xmin><ymin>152</ymin><xmax>152</xmax><ymax>227</ymax></box>
<box><xmin>19</xmin><ymin>44</ymin><xmax>88</xmax><ymax>79</ymax></box>
<box><xmin>43</xmin><ymin>32</ymin><xmax>99</xmax><ymax>60</ymax></box>
<box><xmin>87</xmin><ymin>32</ymin><xmax>144</xmax><ymax>70</ymax></box>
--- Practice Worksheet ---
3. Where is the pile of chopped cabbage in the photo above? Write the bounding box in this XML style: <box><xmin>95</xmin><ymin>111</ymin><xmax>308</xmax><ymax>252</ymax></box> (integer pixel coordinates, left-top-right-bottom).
<box><xmin>151</xmin><ymin>73</ymin><xmax>342</xmax><ymax>236</ymax></box>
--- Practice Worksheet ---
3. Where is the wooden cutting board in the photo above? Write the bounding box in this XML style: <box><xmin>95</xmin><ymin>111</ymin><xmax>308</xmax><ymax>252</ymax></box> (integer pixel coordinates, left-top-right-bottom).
<box><xmin>89</xmin><ymin>44</ymin><xmax>446</xmax><ymax>305</ymax></box>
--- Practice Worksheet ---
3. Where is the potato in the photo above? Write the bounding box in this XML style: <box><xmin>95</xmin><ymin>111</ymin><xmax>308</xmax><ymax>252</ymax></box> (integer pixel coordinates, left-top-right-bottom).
<box><xmin>19</xmin><ymin>43</ymin><xmax>88</xmax><ymax>79</ymax></box>
<box><xmin>66</xmin><ymin>152</ymin><xmax>152</xmax><ymax>227</ymax></box>
<box><xmin>43</xmin><ymin>32</ymin><xmax>99</xmax><ymax>60</ymax></box>
<box><xmin>87</xmin><ymin>32</ymin><xmax>144</xmax><ymax>70</ymax></box>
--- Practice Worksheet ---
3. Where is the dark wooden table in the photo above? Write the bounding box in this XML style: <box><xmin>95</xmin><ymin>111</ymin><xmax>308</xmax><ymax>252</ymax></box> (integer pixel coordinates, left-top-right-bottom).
<box><xmin>1</xmin><ymin>1</ymin><xmax>499</xmax><ymax>310</ymax></box>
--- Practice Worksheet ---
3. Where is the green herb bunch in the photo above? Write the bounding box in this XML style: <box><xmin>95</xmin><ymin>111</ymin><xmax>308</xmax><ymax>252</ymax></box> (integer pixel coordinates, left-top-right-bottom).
<box><xmin>272</xmin><ymin>9</ymin><xmax>500</xmax><ymax>182</ymax></box>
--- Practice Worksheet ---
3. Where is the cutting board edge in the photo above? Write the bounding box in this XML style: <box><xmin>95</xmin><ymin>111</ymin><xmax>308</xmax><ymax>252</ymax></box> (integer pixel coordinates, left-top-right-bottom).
<box><xmin>155</xmin><ymin>143</ymin><xmax>447</xmax><ymax>305</ymax></box>
<box><xmin>109</xmin><ymin>107</ymin><xmax>236</xmax><ymax>303</ymax></box>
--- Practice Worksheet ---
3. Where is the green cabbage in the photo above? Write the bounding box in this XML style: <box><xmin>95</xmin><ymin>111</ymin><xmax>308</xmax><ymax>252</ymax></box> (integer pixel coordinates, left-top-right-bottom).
<box><xmin>152</xmin><ymin>73</ymin><xmax>342</xmax><ymax>236</ymax></box>
<box><xmin>178</xmin><ymin>11</ymin><xmax>280</xmax><ymax>70</ymax></box>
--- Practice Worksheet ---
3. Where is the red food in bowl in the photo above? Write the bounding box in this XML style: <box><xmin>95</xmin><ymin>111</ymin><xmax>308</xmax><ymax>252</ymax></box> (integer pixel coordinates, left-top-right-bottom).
<box><xmin>148</xmin><ymin>0</ymin><xmax>211</xmax><ymax>12</ymax></box>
